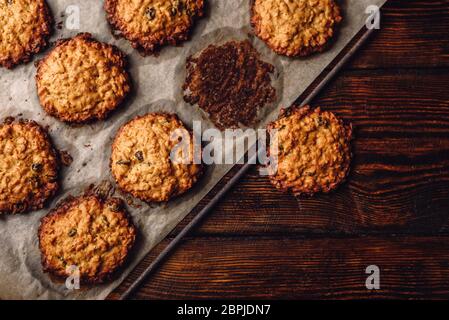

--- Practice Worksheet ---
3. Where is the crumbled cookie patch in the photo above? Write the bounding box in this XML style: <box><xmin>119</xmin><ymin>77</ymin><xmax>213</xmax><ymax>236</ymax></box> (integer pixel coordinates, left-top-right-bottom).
<box><xmin>111</xmin><ymin>112</ymin><xmax>203</xmax><ymax>202</ymax></box>
<box><xmin>36</xmin><ymin>33</ymin><xmax>131</xmax><ymax>123</ymax></box>
<box><xmin>183</xmin><ymin>40</ymin><xmax>276</xmax><ymax>129</ymax></box>
<box><xmin>267</xmin><ymin>105</ymin><xmax>352</xmax><ymax>196</ymax></box>
<box><xmin>39</xmin><ymin>195</ymin><xmax>136</xmax><ymax>284</ymax></box>
<box><xmin>251</xmin><ymin>0</ymin><xmax>342</xmax><ymax>57</ymax></box>
<box><xmin>0</xmin><ymin>119</ymin><xmax>59</xmax><ymax>214</ymax></box>
<box><xmin>0</xmin><ymin>0</ymin><xmax>52</xmax><ymax>69</ymax></box>
<box><xmin>104</xmin><ymin>0</ymin><xmax>204</xmax><ymax>55</ymax></box>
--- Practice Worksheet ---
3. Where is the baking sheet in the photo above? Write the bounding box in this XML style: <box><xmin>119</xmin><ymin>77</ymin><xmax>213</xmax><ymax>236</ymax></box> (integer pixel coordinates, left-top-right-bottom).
<box><xmin>0</xmin><ymin>0</ymin><xmax>386</xmax><ymax>299</ymax></box>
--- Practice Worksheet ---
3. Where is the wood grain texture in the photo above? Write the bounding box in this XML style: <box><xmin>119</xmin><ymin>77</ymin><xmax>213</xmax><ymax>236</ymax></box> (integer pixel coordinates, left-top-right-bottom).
<box><xmin>111</xmin><ymin>236</ymin><xmax>449</xmax><ymax>299</ymax></box>
<box><xmin>349</xmin><ymin>0</ymin><xmax>449</xmax><ymax>69</ymax></box>
<box><xmin>110</xmin><ymin>0</ymin><xmax>449</xmax><ymax>299</ymax></box>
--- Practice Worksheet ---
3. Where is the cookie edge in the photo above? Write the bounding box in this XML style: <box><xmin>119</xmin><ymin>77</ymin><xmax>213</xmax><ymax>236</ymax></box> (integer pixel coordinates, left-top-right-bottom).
<box><xmin>267</xmin><ymin>105</ymin><xmax>353</xmax><ymax>196</ymax></box>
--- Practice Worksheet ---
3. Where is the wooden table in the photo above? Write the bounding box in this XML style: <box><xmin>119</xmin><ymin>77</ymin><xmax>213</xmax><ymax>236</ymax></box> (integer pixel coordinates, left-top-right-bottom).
<box><xmin>109</xmin><ymin>0</ymin><xmax>449</xmax><ymax>299</ymax></box>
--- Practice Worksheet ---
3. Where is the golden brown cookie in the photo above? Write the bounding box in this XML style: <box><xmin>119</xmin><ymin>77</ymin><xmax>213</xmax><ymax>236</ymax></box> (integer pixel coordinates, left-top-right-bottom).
<box><xmin>104</xmin><ymin>0</ymin><xmax>204</xmax><ymax>55</ymax></box>
<box><xmin>267</xmin><ymin>106</ymin><xmax>352</xmax><ymax>196</ymax></box>
<box><xmin>111</xmin><ymin>113</ymin><xmax>203</xmax><ymax>202</ymax></box>
<box><xmin>36</xmin><ymin>33</ymin><xmax>131</xmax><ymax>123</ymax></box>
<box><xmin>183</xmin><ymin>40</ymin><xmax>276</xmax><ymax>129</ymax></box>
<box><xmin>0</xmin><ymin>119</ymin><xmax>59</xmax><ymax>214</ymax></box>
<box><xmin>38</xmin><ymin>194</ymin><xmax>136</xmax><ymax>284</ymax></box>
<box><xmin>0</xmin><ymin>0</ymin><xmax>52</xmax><ymax>69</ymax></box>
<box><xmin>251</xmin><ymin>0</ymin><xmax>342</xmax><ymax>57</ymax></box>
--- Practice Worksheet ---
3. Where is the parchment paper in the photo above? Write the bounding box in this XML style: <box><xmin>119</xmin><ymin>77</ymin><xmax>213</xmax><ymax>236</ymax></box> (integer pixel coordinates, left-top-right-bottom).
<box><xmin>0</xmin><ymin>0</ymin><xmax>386</xmax><ymax>299</ymax></box>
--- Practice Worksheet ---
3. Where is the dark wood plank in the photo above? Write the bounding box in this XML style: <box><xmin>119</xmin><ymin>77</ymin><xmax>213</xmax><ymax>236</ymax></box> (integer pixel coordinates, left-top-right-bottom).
<box><xmin>110</xmin><ymin>236</ymin><xmax>449</xmax><ymax>299</ymax></box>
<box><xmin>348</xmin><ymin>0</ymin><xmax>449</xmax><ymax>69</ymax></box>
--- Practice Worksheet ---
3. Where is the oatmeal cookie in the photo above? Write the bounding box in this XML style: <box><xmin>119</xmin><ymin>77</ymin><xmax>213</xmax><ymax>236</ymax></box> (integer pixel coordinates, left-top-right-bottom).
<box><xmin>183</xmin><ymin>40</ymin><xmax>276</xmax><ymax>129</ymax></box>
<box><xmin>0</xmin><ymin>119</ymin><xmax>59</xmax><ymax>214</ymax></box>
<box><xmin>36</xmin><ymin>33</ymin><xmax>131</xmax><ymax>123</ymax></box>
<box><xmin>39</xmin><ymin>194</ymin><xmax>136</xmax><ymax>284</ymax></box>
<box><xmin>111</xmin><ymin>112</ymin><xmax>203</xmax><ymax>202</ymax></box>
<box><xmin>267</xmin><ymin>105</ymin><xmax>352</xmax><ymax>196</ymax></box>
<box><xmin>251</xmin><ymin>0</ymin><xmax>342</xmax><ymax>57</ymax></box>
<box><xmin>0</xmin><ymin>0</ymin><xmax>52</xmax><ymax>69</ymax></box>
<box><xmin>104</xmin><ymin>0</ymin><xmax>204</xmax><ymax>55</ymax></box>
